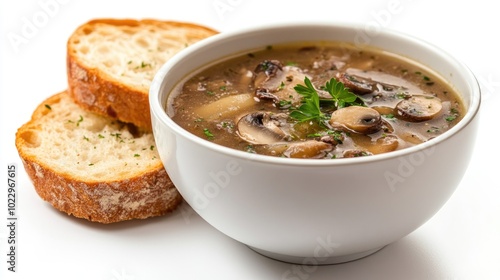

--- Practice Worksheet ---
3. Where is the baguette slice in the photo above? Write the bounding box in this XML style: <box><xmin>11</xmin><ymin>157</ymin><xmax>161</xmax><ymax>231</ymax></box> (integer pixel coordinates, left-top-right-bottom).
<box><xmin>15</xmin><ymin>91</ymin><xmax>182</xmax><ymax>223</ymax></box>
<box><xmin>67</xmin><ymin>19</ymin><xmax>218</xmax><ymax>130</ymax></box>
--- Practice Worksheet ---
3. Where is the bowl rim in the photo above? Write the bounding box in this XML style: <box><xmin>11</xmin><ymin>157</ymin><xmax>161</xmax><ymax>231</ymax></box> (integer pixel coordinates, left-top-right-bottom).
<box><xmin>149</xmin><ymin>22</ymin><xmax>481</xmax><ymax>167</ymax></box>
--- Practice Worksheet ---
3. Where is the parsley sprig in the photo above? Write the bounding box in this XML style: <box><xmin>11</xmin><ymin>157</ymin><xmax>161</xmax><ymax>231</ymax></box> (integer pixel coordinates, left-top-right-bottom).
<box><xmin>290</xmin><ymin>77</ymin><xmax>325</xmax><ymax>122</ymax></box>
<box><xmin>324</xmin><ymin>77</ymin><xmax>358</xmax><ymax>108</ymax></box>
<box><xmin>290</xmin><ymin>77</ymin><xmax>360</xmax><ymax>123</ymax></box>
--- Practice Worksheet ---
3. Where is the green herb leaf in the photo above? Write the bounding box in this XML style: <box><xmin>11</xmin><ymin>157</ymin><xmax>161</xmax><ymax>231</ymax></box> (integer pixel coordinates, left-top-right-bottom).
<box><xmin>76</xmin><ymin>115</ymin><xmax>83</xmax><ymax>126</ymax></box>
<box><xmin>203</xmin><ymin>128</ymin><xmax>215</xmax><ymax>140</ymax></box>
<box><xmin>290</xmin><ymin>77</ymin><xmax>360</xmax><ymax>123</ymax></box>
<box><xmin>445</xmin><ymin>115</ymin><xmax>457</xmax><ymax>122</ymax></box>
<box><xmin>445</xmin><ymin>108</ymin><xmax>459</xmax><ymax>122</ymax></box>
<box><xmin>327</xmin><ymin>130</ymin><xmax>344</xmax><ymax>144</ymax></box>
<box><xmin>325</xmin><ymin>78</ymin><xmax>358</xmax><ymax>108</ymax></box>
<box><xmin>110</xmin><ymin>133</ymin><xmax>122</xmax><ymax>139</ymax></box>
<box><xmin>277</xmin><ymin>81</ymin><xmax>285</xmax><ymax>91</ymax></box>
<box><xmin>293</xmin><ymin>77</ymin><xmax>317</xmax><ymax>98</ymax></box>
<box><xmin>290</xmin><ymin>77</ymin><xmax>324</xmax><ymax>123</ymax></box>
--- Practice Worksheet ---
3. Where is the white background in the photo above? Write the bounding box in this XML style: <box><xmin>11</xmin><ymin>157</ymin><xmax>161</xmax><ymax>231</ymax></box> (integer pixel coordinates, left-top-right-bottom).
<box><xmin>1</xmin><ymin>0</ymin><xmax>499</xmax><ymax>279</ymax></box>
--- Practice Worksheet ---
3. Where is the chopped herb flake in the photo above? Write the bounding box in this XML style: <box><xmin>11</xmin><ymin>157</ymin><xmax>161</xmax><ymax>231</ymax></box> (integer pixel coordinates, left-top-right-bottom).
<box><xmin>203</xmin><ymin>128</ymin><xmax>215</xmax><ymax>139</ymax></box>
<box><xmin>76</xmin><ymin>115</ymin><xmax>83</xmax><ymax>126</ymax></box>
<box><xmin>384</xmin><ymin>113</ymin><xmax>395</xmax><ymax>120</ymax></box>
<box><xmin>445</xmin><ymin>115</ymin><xmax>457</xmax><ymax>122</ymax></box>
<box><xmin>110</xmin><ymin>133</ymin><xmax>122</xmax><ymax>139</ymax></box>
<box><xmin>427</xmin><ymin>126</ymin><xmax>440</xmax><ymax>133</ymax></box>
<box><xmin>245</xmin><ymin>145</ymin><xmax>256</xmax><ymax>153</ymax></box>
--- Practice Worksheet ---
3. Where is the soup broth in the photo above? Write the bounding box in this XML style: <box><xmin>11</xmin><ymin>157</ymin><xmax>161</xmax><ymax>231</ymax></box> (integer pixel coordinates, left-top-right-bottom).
<box><xmin>167</xmin><ymin>42</ymin><xmax>464</xmax><ymax>159</ymax></box>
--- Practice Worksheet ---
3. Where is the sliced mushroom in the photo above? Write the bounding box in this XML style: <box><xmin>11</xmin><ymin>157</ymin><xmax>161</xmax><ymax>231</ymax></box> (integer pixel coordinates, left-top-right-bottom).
<box><xmin>398</xmin><ymin>132</ymin><xmax>425</xmax><ymax>145</ymax></box>
<box><xmin>395</xmin><ymin>95</ymin><xmax>443</xmax><ymax>122</ymax></box>
<box><xmin>381</xmin><ymin>120</ymin><xmax>395</xmax><ymax>134</ymax></box>
<box><xmin>343</xmin><ymin>149</ymin><xmax>372</xmax><ymax>158</ymax></box>
<box><xmin>348</xmin><ymin>133</ymin><xmax>399</xmax><ymax>155</ymax></box>
<box><xmin>346</xmin><ymin>68</ymin><xmax>422</xmax><ymax>94</ymax></box>
<box><xmin>253</xmin><ymin>60</ymin><xmax>283</xmax><ymax>87</ymax></box>
<box><xmin>236</xmin><ymin>112</ymin><xmax>291</xmax><ymax>145</ymax></box>
<box><xmin>368</xmin><ymin>135</ymin><xmax>400</xmax><ymax>154</ymax></box>
<box><xmin>255</xmin><ymin>88</ymin><xmax>280</xmax><ymax>103</ymax></box>
<box><xmin>335</xmin><ymin>72</ymin><xmax>374</xmax><ymax>94</ymax></box>
<box><xmin>253</xmin><ymin>60</ymin><xmax>308</xmax><ymax>106</ymax></box>
<box><xmin>319</xmin><ymin>133</ymin><xmax>345</xmax><ymax>145</ymax></box>
<box><xmin>282</xmin><ymin>140</ymin><xmax>333</xmax><ymax>159</ymax></box>
<box><xmin>329</xmin><ymin>106</ymin><xmax>382</xmax><ymax>134</ymax></box>
<box><xmin>193</xmin><ymin>93</ymin><xmax>256</xmax><ymax>121</ymax></box>
<box><xmin>254</xmin><ymin>60</ymin><xmax>283</xmax><ymax>78</ymax></box>
<box><xmin>372</xmin><ymin>106</ymin><xmax>394</xmax><ymax>116</ymax></box>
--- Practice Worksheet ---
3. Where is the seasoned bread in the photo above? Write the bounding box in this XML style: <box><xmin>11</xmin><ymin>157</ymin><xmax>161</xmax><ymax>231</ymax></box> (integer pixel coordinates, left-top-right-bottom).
<box><xmin>15</xmin><ymin>91</ymin><xmax>182</xmax><ymax>223</ymax></box>
<box><xmin>66</xmin><ymin>19</ymin><xmax>218</xmax><ymax>130</ymax></box>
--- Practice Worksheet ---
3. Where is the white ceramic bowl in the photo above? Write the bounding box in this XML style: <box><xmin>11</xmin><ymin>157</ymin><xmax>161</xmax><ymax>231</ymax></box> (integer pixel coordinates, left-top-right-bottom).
<box><xmin>149</xmin><ymin>23</ymin><xmax>480</xmax><ymax>264</ymax></box>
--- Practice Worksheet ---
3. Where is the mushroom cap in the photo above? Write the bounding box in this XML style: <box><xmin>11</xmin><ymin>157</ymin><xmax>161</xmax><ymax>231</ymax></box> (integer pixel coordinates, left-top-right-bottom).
<box><xmin>236</xmin><ymin>112</ymin><xmax>290</xmax><ymax>145</ymax></box>
<box><xmin>329</xmin><ymin>106</ymin><xmax>382</xmax><ymax>134</ymax></box>
<box><xmin>282</xmin><ymin>140</ymin><xmax>333</xmax><ymax>159</ymax></box>
<box><xmin>395</xmin><ymin>95</ymin><xmax>443</xmax><ymax>122</ymax></box>
<box><xmin>335</xmin><ymin>72</ymin><xmax>374</xmax><ymax>94</ymax></box>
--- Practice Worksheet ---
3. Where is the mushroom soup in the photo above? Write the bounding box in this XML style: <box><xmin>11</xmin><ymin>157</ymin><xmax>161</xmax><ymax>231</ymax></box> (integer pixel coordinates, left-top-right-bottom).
<box><xmin>166</xmin><ymin>42</ymin><xmax>465</xmax><ymax>159</ymax></box>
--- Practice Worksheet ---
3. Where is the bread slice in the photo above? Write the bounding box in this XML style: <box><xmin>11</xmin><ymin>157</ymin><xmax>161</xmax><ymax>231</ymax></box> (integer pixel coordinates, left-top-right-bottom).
<box><xmin>15</xmin><ymin>91</ymin><xmax>182</xmax><ymax>223</ymax></box>
<box><xmin>66</xmin><ymin>19</ymin><xmax>218</xmax><ymax>130</ymax></box>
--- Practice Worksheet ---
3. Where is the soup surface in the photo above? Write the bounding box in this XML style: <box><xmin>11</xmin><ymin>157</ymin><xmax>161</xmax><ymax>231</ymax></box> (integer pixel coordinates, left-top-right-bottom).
<box><xmin>167</xmin><ymin>42</ymin><xmax>464</xmax><ymax>159</ymax></box>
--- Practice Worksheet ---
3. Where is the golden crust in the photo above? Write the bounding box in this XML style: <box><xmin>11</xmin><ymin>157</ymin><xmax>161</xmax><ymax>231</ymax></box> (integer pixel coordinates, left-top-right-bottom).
<box><xmin>67</xmin><ymin>58</ymin><xmax>152</xmax><ymax>130</ymax></box>
<box><xmin>66</xmin><ymin>19</ymin><xmax>218</xmax><ymax>131</ymax></box>
<box><xmin>15</xmin><ymin>91</ymin><xmax>182</xmax><ymax>223</ymax></box>
<box><xmin>14</xmin><ymin>18</ymin><xmax>215</xmax><ymax>223</ymax></box>
<box><xmin>19</xmin><ymin>158</ymin><xmax>182</xmax><ymax>224</ymax></box>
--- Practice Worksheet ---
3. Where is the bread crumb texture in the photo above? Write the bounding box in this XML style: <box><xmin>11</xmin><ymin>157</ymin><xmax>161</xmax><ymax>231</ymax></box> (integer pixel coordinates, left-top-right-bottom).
<box><xmin>16</xmin><ymin>91</ymin><xmax>182</xmax><ymax>223</ymax></box>
<box><xmin>68</xmin><ymin>19</ymin><xmax>218</xmax><ymax>92</ymax></box>
<box><xmin>20</xmin><ymin>93</ymin><xmax>160</xmax><ymax>181</ymax></box>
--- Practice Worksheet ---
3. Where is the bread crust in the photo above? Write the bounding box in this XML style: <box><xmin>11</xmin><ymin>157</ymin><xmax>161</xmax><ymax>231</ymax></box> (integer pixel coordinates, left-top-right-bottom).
<box><xmin>67</xmin><ymin>58</ymin><xmax>151</xmax><ymax>130</ymax></box>
<box><xmin>66</xmin><ymin>19</ymin><xmax>218</xmax><ymax>131</ymax></box>
<box><xmin>15</xmin><ymin>91</ymin><xmax>183</xmax><ymax>223</ymax></box>
<box><xmin>20</xmin><ymin>158</ymin><xmax>182</xmax><ymax>224</ymax></box>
